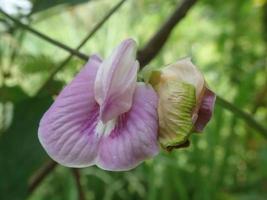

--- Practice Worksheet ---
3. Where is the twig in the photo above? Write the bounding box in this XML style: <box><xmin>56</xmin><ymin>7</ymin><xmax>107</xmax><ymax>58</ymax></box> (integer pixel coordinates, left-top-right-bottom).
<box><xmin>72</xmin><ymin>169</ymin><xmax>86</xmax><ymax>200</ymax></box>
<box><xmin>36</xmin><ymin>0</ymin><xmax>126</xmax><ymax>95</ymax></box>
<box><xmin>216</xmin><ymin>96</ymin><xmax>267</xmax><ymax>138</ymax></box>
<box><xmin>1</xmin><ymin>0</ymin><xmax>197</xmax><ymax>66</ymax></box>
<box><xmin>137</xmin><ymin>0</ymin><xmax>198</xmax><ymax>68</ymax></box>
<box><xmin>0</xmin><ymin>9</ymin><xmax>89</xmax><ymax>61</ymax></box>
<box><xmin>28</xmin><ymin>160</ymin><xmax>57</xmax><ymax>194</ymax></box>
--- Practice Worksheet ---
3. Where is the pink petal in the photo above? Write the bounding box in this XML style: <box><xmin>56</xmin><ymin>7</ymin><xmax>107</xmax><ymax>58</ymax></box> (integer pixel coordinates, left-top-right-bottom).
<box><xmin>194</xmin><ymin>88</ymin><xmax>216</xmax><ymax>132</ymax></box>
<box><xmin>38</xmin><ymin>55</ymin><xmax>102</xmax><ymax>167</ymax></box>
<box><xmin>38</xmin><ymin>54</ymin><xmax>159</xmax><ymax>171</ymax></box>
<box><xmin>97</xmin><ymin>83</ymin><xmax>159</xmax><ymax>171</ymax></box>
<box><xmin>94</xmin><ymin>39</ymin><xmax>139</xmax><ymax>123</ymax></box>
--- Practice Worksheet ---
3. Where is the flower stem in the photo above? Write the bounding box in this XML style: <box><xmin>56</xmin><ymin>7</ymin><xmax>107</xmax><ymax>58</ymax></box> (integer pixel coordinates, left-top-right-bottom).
<box><xmin>72</xmin><ymin>169</ymin><xmax>86</xmax><ymax>200</ymax></box>
<box><xmin>28</xmin><ymin>160</ymin><xmax>57</xmax><ymax>195</ymax></box>
<box><xmin>216</xmin><ymin>96</ymin><xmax>267</xmax><ymax>138</ymax></box>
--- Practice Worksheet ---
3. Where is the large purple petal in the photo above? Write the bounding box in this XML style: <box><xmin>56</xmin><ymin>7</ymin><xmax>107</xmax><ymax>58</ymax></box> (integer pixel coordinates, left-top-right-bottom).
<box><xmin>38</xmin><ymin>55</ymin><xmax>102</xmax><ymax>167</ymax></box>
<box><xmin>194</xmin><ymin>88</ymin><xmax>216</xmax><ymax>132</ymax></box>
<box><xmin>94</xmin><ymin>39</ymin><xmax>139</xmax><ymax>123</ymax></box>
<box><xmin>97</xmin><ymin>83</ymin><xmax>159</xmax><ymax>171</ymax></box>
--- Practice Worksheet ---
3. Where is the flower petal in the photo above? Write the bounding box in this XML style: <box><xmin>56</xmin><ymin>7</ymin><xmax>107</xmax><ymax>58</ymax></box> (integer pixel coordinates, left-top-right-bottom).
<box><xmin>97</xmin><ymin>83</ymin><xmax>159</xmax><ymax>171</ymax></box>
<box><xmin>38</xmin><ymin>55</ymin><xmax>102</xmax><ymax>167</ymax></box>
<box><xmin>157</xmin><ymin>80</ymin><xmax>196</xmax><ymax>150</ymax></box>
<box><xmin>161</xmin><ymin>58</ymin><xmax>205</xmax><ymax>99</ymax></box>
<box><xmin>94</xmin><ymin>39</ymin><xmax>139</xmax><ymax>123</ymax></box>
<box><xmin>149</xmin><ymin>58</ymin><xmax>214</xmax><ymax>150</ymax></box>
<box><xmin>194</xmin><ymin>88</ymin><xmax>216</xmax><ymax>132</ymax></box>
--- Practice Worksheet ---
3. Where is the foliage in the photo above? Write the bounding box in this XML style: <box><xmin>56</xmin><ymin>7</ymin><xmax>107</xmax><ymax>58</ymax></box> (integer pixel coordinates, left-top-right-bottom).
<box><xmin>0</xmin><ymin>0</ymin><xmax>267</xmax><ymax>200</ymax></box>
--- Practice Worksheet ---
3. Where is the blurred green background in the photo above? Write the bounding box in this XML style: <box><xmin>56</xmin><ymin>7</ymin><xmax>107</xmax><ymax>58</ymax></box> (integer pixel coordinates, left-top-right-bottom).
<box><xmin>0</xmin><ymin>0</ymin><xmax>267</xmax><ymax>200</ymax></box>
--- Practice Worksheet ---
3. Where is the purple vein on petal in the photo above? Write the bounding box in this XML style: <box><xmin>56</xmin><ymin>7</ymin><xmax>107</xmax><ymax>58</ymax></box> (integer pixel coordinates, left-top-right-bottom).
<box><xmin>79</xmin><ymin>103</ymin><xmax>99</xmax><ymax>135</ymax></box>
<box><xmin>38</xmin><ymin>40</ymin><xmax>160</xmax><ymax>171</ymax></box>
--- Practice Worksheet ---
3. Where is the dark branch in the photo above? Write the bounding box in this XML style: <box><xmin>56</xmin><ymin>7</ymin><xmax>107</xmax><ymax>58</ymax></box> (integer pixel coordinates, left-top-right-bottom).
<box><xmin>72</xmin><ymin>169</ymin><xmax>86</xmax><ymax>200</ymax></box>
<box><xmin>28</xmin><ymin>160</ymin><xmax>57</xmax><ymax>195</ymax></box>
<box><xmin>137</xmin><ymin>0</ymin><xmax>198</xmax><ymax>68</ymax></box>
<box><xmin>134</xmin><ymin>0</ymin><xmax>267</xmax><ymax>138</ymax></box>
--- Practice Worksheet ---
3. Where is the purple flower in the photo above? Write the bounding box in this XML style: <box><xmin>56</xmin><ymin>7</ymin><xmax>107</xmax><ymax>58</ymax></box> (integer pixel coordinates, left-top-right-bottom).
<box><xmin>38</xmin><ymin>39</ymin><xmax>159</xmax><ymax>171</ymax></box>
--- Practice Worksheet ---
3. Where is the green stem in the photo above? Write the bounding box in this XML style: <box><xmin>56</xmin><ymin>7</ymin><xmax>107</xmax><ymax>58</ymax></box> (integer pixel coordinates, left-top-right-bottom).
<box><xmin>71</xmin><ymin>169</ymin><xmax>86</xmax><ymax>200</ymax></box>
<box><xmin>0</xmin><ymin>9</ymin><xmax>89</xmax><ymax>61</ymax></box>
<box><xmin>216</xmin><ymin>96</ymin><xmax>267</xmax><ymax>138</ymax></box>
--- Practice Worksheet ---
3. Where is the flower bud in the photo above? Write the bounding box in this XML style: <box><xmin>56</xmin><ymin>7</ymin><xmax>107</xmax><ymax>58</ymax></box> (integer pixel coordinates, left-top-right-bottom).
<box><xmin>149</xmin><ymin>58</ymin><xmax>216</xmax><ymax>151</ymax></box>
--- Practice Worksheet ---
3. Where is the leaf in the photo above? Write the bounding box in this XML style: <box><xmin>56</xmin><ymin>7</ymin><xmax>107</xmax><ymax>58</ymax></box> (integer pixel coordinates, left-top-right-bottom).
<box><xmin>0</xmin><ymin>97</ymin><xmax>53</xmax><ymax>200</ymax></box>
<box><xmin>20</xmin><ymin>54</ymin><xmax>56</xmax><ymax>74</ymax></box>
<box><xmin>0</xmin><ymin>86</ymin><xmax>29</xmax><ymax>103</ymax></box>
<box><xmin>30</xmin><ymin>0</ymin><xmax>91</xmax><ymax>13</ymax></box>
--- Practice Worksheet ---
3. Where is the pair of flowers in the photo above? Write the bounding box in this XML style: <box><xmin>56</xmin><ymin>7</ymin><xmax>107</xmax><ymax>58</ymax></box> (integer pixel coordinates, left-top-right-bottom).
<box><xmin>38</xmin><ymin>39</ymin><xmax>216</xmax><ymax>171</ymax></box>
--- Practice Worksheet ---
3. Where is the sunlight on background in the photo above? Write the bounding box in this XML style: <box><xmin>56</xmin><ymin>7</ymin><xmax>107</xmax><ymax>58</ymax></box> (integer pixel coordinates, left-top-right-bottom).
<box><xmin>0</xmin><ymin>0</ymin><xmax>32</xmax><ymax>15</ymax></box>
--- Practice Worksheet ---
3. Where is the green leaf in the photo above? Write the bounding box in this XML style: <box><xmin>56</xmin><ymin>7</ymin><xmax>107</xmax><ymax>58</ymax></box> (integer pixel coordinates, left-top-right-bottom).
<box><xmin>0</xmin><ymin>86</ymin><xmax>29</xmax><ymax>103</ymax></box>
<box><xmin>30</xmin><ymin>0</ymin><xmax>91</xmax><ymax>13</ymax></box>
<box><xmin>20</xmin><ymin>54</ymin><xmax>56</xmax><ymax>74</ymax></box>
<box><xmin>0</xmin><ymin>97</ymin><xmax>52</xmax><ymax>200</ymax></box>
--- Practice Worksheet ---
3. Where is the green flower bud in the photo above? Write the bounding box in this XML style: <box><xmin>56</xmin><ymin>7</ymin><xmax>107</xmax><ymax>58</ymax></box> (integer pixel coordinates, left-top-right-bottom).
<box><xmin>149</xmin><ymin>58</ymin><xmax>216</xmax><ymax>151</ymax></box>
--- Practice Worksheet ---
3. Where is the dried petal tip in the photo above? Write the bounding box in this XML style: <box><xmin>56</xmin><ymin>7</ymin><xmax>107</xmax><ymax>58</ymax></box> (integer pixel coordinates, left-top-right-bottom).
<box><xmin>149</xmin><ymin>58</ymin><xmax>216</xmax><ymax>151</ymax></box>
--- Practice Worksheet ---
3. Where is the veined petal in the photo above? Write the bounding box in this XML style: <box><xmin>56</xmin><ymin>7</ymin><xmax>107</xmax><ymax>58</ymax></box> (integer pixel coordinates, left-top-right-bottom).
<box><xmin>38</xmin><ymin>39</ymin><xmax>160</xmax><ymax>171</ymax></box>
<box><xmin>157</xmin><ymin>80</ymin><xmax>196</xmax><ymax>150</ymax></box>
<box><xmin>194</xmin><ymin>88</ymin><xmax>216</xmax><ymax>132</ymax></box>
<box><xmin>94</xmin><ymin>39</ymin><xmax>139</xmax><ymax>123</ymax></box>
<box><xmin>38</xmin><ymin>55</ymin><xmax>102</xmax><ymax>167</ymax></box>
<box><xmin>97</xmin><ymin>83</ymin><xmax>159</xmax><ymax>171</ymax></box>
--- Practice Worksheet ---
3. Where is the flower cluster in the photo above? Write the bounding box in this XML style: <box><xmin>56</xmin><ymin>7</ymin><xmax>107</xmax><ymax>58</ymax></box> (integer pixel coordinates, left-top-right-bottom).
<box><xmin>38</xmin><ymin>39</ymin><xmax>216</xmax><ymax>171</ymax></box>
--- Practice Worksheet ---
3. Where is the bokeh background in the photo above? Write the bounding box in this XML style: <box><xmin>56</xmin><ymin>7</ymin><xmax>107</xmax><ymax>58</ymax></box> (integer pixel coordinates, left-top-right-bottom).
<box><xmin>0</xmin><ymin>0</ymin><xmax>267</xmax><ymax>200</ymax></box>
